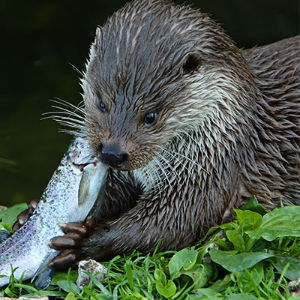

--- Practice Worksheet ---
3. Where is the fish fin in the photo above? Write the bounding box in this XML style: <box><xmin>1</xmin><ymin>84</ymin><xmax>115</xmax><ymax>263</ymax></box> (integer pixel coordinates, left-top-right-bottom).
<box><xmin>33</xmin><ymin>267</ymin><xmax>55</xmax><ymax>290</ymax></box>
<box><xmin>78</xmin><ymin>172</ymin><xmax>89</xmax><ymax>206</ymax></box>
<box><xmin>31</xmin><ymin>257</ymin><xmax>55</xmax><ymax>289</ymax></box>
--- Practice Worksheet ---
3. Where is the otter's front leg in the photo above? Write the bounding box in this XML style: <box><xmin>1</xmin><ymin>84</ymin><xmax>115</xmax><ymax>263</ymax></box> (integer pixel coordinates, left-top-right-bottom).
<box><xmin>49</xmin><ymin>200</ymin><xmax>199</xmax><ymax>269</ymax></box>
<box><xmin>49</xmin><ymin>216</ymin><xmax>114</xmax><ymax>269</ymax></box>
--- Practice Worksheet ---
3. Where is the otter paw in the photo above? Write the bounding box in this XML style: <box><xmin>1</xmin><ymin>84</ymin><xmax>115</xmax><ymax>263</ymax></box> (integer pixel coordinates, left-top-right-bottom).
<box><xmin>49</xmin><ymin>218</ymin><xmax>114</xmax><ymax>269</ymax></box>
<box><xmin>48</xmin><ymin>216</ymin><xmax>97</xmax><ymax>269</ymax></box>
<box><xmin>12</xmin><ymin>200</ymin><xmax>38</xmax><ymax>232</ymax></box>
<box><xmin>50</xmin><ymin>216</ymin><xmax>96</xmax><ymax>249</ymax></box>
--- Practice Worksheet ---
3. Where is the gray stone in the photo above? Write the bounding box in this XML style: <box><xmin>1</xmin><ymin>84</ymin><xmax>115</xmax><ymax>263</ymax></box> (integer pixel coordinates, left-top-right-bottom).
<box><xmin>289</xmin><ymin>277</ymin><xmax>300</xmax><ymax>297</ymax></box>
<box><xmin>76</xmin><ymin>259</ymin><xmax>107</xmax><ymax>289</ymax></box>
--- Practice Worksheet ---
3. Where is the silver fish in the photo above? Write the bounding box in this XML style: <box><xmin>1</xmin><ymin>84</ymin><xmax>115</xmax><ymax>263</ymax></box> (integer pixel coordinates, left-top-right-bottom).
<box><xmin>0</xmin><ymin>137</ymin><xmax>107</xmax><ymax>288</ymax></box>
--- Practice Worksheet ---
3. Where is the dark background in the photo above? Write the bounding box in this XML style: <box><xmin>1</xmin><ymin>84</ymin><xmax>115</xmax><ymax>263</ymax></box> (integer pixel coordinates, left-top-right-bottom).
<box><xmin>0</xmin><ymin>0</ymin><xmax>299</xmax><ymax>206</ymax></box>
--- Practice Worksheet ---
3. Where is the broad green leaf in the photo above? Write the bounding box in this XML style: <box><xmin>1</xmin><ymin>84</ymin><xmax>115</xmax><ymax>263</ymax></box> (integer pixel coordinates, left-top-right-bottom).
<box><xmin>0</xmin><ymin>203</ymin><xmax>28</xmax><ymax>228</ymax></box>
<box><xmin>247</xmin><ymin>206</ymin><xmax>300</xmax><ymax>241</ymax></box>
<box><xmin>226</xmin><ymin>230</ymin><xmax>245</xmax><ymax>251</ymax></box>
<box><xmin>227</xmin><ymin>294</ymin><xmax>258</xmax><ymax>300</ymax></box>
<box><xmin>156</xmin><ymin>279</ymin><xmax>176</xmax><ymax>298</ymax></box>
<box><xmin>209</xmin><ymin>274</ymin><xmax>232</xmax><ymax>292</ymax></box>
<box><xmin>0</xmin><ymin>227</ymin><xmax>12</xmax><ymax>243</ymax></box>
<box><xmin>168</xmin><ymin>248</ymin><xmax>198</xmax><ymax>278</ymax></box>
<box><xmin>154</xmin><ymin>269</ymin><xmax>166</xmax><ymax>285</ymax></box>
<box><xmin>65</xmin><ymin>292</ymin><xmax>77</xmax><ymax>300</ymax></box>
<box><xmin>52</xmin><ymin>271</ymin><xmax>77</xmax><ymax>285</ymax></box>
<box><xmin>186</xmin><ymin>288</ymin><xmax>223</xmax><ymax>300</ymax></box>
<box><xmin>0</xmin><ymin>224</ymin><xmax>11</xmax><ymax>232</ymax></box>
<box><xmin>209</xmin><ymin>249</ymin><xmax>274</xmax><ymax>272</ymax></box>
<box><xmin>272</xmin><ymin>256</ymin><xmax>300</xmax><ymax>280</ymax></box>
<box><xmin>197</xmin><ymin>240</ymin><xmax>216</xmax><ymax>261</ymax></box>
<box><xmin>235</xmin><ymin>209</ymin><xmax>262</xmax><ymax>231</ymax></box>
<box><xmin>240</xmin><ymin>196</ymin><xmax>267</xmax><ymax>215</ymax></box>
<box><xmin>183</xmin><ymin>263</ymin><xmax>214</xmax><ymax>289</ymax></box>
<box><xmin>215</xmin><ymin>238</ymin><xmax>234</xmax><ymax>251</ymax></box>
<box><xmin>56</xmin><ymin>280</ymin><xmax>80</xmax><ymax>294</ymax></box>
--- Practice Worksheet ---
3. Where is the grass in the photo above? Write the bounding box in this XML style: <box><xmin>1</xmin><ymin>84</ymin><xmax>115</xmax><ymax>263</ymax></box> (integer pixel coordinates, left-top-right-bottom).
<box><xmin>0</xmin><ymin>197</ymin><xmax>299</xmax><ymax>299</ymax></box>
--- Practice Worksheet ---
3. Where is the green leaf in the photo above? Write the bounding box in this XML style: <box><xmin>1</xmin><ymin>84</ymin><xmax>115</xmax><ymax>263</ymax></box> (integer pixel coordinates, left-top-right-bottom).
<box><xmin>52</xmin><ymin>271</ymin><xmax>77</xmax><ymax>285</ymax></box>
<box><xmin>226</xmin><ymin>294</ymin><xmax>258</xmax><ymax>300</ymax></box>
<box><xmin>226</xmin><ymin>230</ymin><xmax>245</xmax><ymax>251</ymax></box>
<box><xmin>209</xmin><ymin>249</ymin><xmax>274</xmax><ymax>272</ymax></box>
<box><xmin>240</xmin><ymin>196</ymin><xmax>267</xmax><ymax>215</ymax></box>
<box><xmin>154</xmin><ymin>269</ymin><xmax>166</xmax><ymax>285</ymax></box>
<box><xmin>65</xmin><ymin>292</ymin><xmax>77</xmax><ymax>300</ymax></box>
<box><xmin>183</xmin><ymin>263</ymin><xmax>214</xmax><ymax>289</ymax></box>
<box><xmin>124</xmin><ymin>261</ymin><xmax>134</xmax><ymax>290</ymax></box>
<box><xmin>0</xmin><ymin>203</ymin><xmax>28</xmax><ymax>229</ymax></box>
<box><xmin>186</xmin><ymin>288</ymin><xmax>223</xmax><ymax>300</ymax></box>
<box><xmin>272</xmin><ymin>256</ymin><xmax>300</xmax><ymax>280</ymax></box>
<box><xmin>209</xmin><ymin>274</ymin><xmax>232</xmax><ymax>292</ymax></box>
<box><xmin>0</xmin><ymin>224</ymin><xmax>12</xmax><ymax>232</ymax></box>
<box><xmin>56</xmin><ymin>280</ymin><xmax>80</xmax><ymax>294</ymax></box>
<box><xmin>247</xmin><ymin>206</ymin><xmax>300</xmax><ymax>241</ymax></box>
<box><xmin>168</xmin><ymin>248</ymin><xmax>198</xmax><ymax>278</ymax></box>
<box><xmin>4</xmin><ymin>286</ymin><xmax>17</xmax><ymax>298</ymax></box>
<box><xmin>235</xmin><ymin>209</ymin><xmax>263</xmax><ymax>231</ymax></box>
<box><xmin>156</xmin><ymin>279</ymin><xmax>176</xmax><ymax>298</ymax></box>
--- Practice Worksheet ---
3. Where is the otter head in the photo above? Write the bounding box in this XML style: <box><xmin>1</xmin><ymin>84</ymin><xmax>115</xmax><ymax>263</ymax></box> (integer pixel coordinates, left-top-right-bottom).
<box><xmin>81</xmin><ymin>0</ymin><xmax>253</xmax><ymax>171</ymax></box>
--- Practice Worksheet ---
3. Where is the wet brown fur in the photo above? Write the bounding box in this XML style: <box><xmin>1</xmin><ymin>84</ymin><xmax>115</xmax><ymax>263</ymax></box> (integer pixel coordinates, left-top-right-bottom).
<box><xmin>65</xmin><ymin>0</ymin><xmax>299</xmax><ymax>258</ymax></box>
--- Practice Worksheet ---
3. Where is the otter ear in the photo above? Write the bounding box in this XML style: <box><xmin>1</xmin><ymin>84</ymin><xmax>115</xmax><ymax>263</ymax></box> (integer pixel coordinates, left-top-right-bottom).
<box><xmin>95</xmin><ymin>27</ymin><xmax>102</xmax><ymax>45</ymax></box>
<box><xmin>89</xmin><ymin>27</ymin><xmax>102</xmax><ymax>61</ymax></box>
<box><xmin>182</xmin><ymin>52</ymin><xmax>202</xmax><ymax>74</ymax></box>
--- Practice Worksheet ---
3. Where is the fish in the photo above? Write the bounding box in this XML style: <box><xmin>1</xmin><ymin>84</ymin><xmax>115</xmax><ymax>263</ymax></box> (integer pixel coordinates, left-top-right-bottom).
<box><xmin>0</xmin><ymin>137</ymin><xmax>108</xmax><ymax>289</ymax></box>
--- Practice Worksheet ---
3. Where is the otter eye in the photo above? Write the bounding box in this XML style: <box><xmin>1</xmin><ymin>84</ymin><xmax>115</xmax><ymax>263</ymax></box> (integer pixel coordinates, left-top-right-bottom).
<box><xmin>144</xmin><ymin>112</ymin><xmax>157</xmax><ymax>126</ymax></box>
<box><xmin>182</xmin><ymin>53</ymin><xmax>202</xmax><ymax>74</ymax></box>
<box><xmin>98</xmin><ymin>100</ymin><xmax>106</xmax><ymax>113</ymax></box>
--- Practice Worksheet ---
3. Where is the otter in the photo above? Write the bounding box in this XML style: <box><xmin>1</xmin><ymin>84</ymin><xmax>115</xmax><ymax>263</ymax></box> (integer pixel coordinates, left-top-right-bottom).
<box><xmin>16</xmin><ymin>0</ymin><xmax>300</xmax><ymax>268</ymax></box>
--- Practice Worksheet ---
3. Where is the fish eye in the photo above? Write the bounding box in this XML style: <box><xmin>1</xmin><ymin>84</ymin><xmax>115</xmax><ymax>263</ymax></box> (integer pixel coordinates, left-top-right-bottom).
<box><xmin>98</xmin><ymin>100</ymin><xmax>106</xmax><ymax>113</ymax></box>
<box><xmin>144</xmin><ymin>112</ymin><xmax>157</xmax><ymax>126</ymax></box>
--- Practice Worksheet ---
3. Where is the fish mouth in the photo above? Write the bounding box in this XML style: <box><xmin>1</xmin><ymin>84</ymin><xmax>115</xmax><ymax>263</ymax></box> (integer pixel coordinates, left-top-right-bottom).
<box><xmin>72</xmin><ymin>162</ymin><xmax>98</xmax><ymax>172</ymax></box>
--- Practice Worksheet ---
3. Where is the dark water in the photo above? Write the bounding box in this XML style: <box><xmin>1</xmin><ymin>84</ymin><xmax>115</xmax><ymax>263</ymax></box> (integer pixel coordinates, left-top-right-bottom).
<box><xmin>0</xmin><ymin>0</ymin><xmax>299</xmax><ymax>206</ymax></box>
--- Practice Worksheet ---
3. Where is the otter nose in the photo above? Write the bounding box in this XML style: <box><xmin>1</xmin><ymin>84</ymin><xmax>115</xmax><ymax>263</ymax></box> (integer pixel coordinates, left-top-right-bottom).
<box><xmin>99</xmin><ymin>143</ymin><xmax>128</xmax><ymax>168</ymax></box>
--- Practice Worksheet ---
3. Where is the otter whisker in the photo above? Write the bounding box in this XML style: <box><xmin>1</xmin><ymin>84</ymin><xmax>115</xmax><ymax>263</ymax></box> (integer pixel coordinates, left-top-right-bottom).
<box><xmin>58</xmin><ymin>128</ymin><xmax>85</xmax><ymax>137</ymax></box>
<box><xmin>50</xmin><ymin>105</ymin><xmax>86</xmax><ymax>119</ymax></box>
<box><xmin>69</xmin><ymin>63</ymin><xmax>85</xmax><ymax>77</ymax></box>
<box><xmin>51</xmin><ymin>119</ymin><xmax>84</xmax><ymax>129</ymax></box>
<box><xmin>46</xmin><ymin>113</ymin><xmax>85</xmax><ymax>124</ymax></box>
<box><xmin>42</xmin><ymin>111</ymin><xmax>85</xmax><ymax>124</ymax></box>
<box><xmin>43</xmin><ymin>99</ymin><xmax>87</xmax><ymax>136</ymax></box>
<box><xmin>51</xmin><ymin>98</ymin><xmax>86</xmax><ymax>115</ymax></box>
<box><xmin>43</xmin><ymin>115</ymin><xmax>85</xmax><ymax>128</ymax></box>
<box><xmin>48</xmin><ymin>116</ymin><xmax>85</xmax><ymax>131</ymax></box>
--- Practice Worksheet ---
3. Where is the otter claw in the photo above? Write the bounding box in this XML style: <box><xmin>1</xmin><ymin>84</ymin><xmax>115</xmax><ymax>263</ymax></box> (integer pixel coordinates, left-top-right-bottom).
<box><xmin>12</xmin><ymin>199</ymin><xmax>39</xmax><ymax>232</ymax></box>
<box><xmin>59</xmin><ymin>217</ymin><xmax>96</xmax><ymax>235</ymax></box>
<box><xmin>49</xmin><ymin>250</ymin><xmax>79</xmax><ymax>270</ymax></box>
<box><xmin>50</xmin><ymin>234</ymin><xmax>82</xmax><ymax>249</ymax></box>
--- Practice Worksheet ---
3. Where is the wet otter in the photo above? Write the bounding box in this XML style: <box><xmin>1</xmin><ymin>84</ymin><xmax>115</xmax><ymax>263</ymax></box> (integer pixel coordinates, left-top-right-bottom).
<box><xmin>17</xmin><ymin>0</ymin><xmax>300</xmax><ymax>268</ymax></box>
